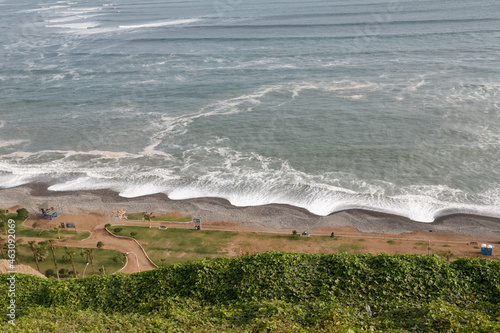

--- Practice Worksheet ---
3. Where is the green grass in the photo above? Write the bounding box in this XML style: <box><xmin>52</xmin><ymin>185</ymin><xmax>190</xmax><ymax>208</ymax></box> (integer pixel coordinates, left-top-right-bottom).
<box><xmin>336</xmin><ymin>242</ymin><xmax>364</xmax><ymax>253</ymax></box>
<box><xmin>14</xmin><ymin>244</ymin><xmax>125</xmax><ymax>277</ymax></box>
<box><xmin>387</xmin><ymin>240</ymin><xmax>397</xmax><ymax>245</ymax></box>
<box><xmin>110</xmin><ymin>226</ymin><xmax>237</xmax><ymax>265</ymax></box>
<box><xmin>127</xmin><ymin>212</ymin><xmax>192</xmax><ymax>222</ymax></box>
<box><xmin>13</xmin><ymin>226</ymin><xmax>90</xmax><ymax>240</ymax></box>
<box><xmin>109</xmin><ymin>226</ymin><xmax>367</xmax><ymax>264</ymax></box>
<box><xmin>69</xmin><ymin>231</ymin><xmax>91</xmax><ymax>240</ymax></box>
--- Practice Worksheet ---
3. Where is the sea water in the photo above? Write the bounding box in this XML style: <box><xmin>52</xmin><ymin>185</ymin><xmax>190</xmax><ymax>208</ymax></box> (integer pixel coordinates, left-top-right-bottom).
<box><xmin>0</xmin><ymin>0</ymin><xmax>499</xmax><ymax>222</ymax></box>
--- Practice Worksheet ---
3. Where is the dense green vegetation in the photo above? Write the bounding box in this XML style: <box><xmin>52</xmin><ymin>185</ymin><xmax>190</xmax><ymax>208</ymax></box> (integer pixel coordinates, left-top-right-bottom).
<box><xmin>0</xmin><ymin>208</ymin><xmax>28</xmax><ymax>230</ymax></box>
<box><xmin>1</xmin><ymin>252</ymin><xmax>499</xmax><ymax>332</ymax></box>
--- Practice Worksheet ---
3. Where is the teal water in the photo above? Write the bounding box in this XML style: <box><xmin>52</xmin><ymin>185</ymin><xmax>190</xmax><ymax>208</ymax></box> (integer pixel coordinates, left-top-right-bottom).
<box><xmin>0</xmin><ymin>0</ymin><xmax>499</xmax><ymax>222</ymax></box>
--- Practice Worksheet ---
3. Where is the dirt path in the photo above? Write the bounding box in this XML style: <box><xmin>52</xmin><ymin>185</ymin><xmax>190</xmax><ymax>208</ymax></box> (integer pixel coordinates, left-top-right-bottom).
<box><xmin>54</xmin><ymin>229</ymin><xmax>157</xmax><ymax>273</ymax></box>
<box><xmin>11</xmin><ymin>203</ymin><xmax>499</xmax><ymax>278</ymax></box>
<box><xmin>19</xmin><ymin>209</ymin><xmax>157</xmax><ymax>274</ymax></box>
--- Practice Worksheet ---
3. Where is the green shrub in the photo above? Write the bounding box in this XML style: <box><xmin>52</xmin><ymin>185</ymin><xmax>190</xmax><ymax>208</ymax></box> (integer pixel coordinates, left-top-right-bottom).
<box><xmin>44</xmin><ymin>269</ymin><xmax>55</xmax><ymax>278</ymax></box>
<box><xmin>16</xmin><ymin>208</ymin><xmax>29</xmax><ymax>220</ymax></box>
<box><xmin>2</xmin><ymin>252</ymin><xmax>499</xmax><ymax>332</ymax></box>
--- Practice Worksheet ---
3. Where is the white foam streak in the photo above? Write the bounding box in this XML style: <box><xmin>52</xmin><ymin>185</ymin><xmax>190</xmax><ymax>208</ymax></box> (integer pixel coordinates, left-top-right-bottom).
<box><xmin>48</xmin><ymin>14</ymin><xmax>101</xmax><ymax>23</ymax></box>
<box><xmin>0</xmin><ymin>140</ymin><xmax>30</xmax><ymax>148</ymax></box>
<box><xmin>46</xmin><ymin>22</ymin><xmax>99</xmax><ymax>29</ymax></box>
<box><xmin>119</xmin><ymin>19</ymin><xmax>201</xmax><ymax>29</ymax></box>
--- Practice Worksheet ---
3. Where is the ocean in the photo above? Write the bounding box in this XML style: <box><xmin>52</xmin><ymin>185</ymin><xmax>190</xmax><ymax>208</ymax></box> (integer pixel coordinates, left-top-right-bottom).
<box><xmin>0</xmin><ymin>0</ymin><xmax>499</xmax><ymax>222</ymax></box>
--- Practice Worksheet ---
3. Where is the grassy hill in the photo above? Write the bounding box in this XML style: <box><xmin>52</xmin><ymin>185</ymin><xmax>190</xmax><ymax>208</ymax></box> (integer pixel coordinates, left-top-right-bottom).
<box><xmin>1</xmin><ymin>252</ymin><xmax>499</xmax><ymax>332</ymax></box>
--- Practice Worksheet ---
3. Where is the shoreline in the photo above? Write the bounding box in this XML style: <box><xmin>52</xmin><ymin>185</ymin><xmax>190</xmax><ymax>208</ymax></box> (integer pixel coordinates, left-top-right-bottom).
<box><xmin>0</xmin><ymin>183</ymin><xmax>499</xmax><ymax>240</ymax></box>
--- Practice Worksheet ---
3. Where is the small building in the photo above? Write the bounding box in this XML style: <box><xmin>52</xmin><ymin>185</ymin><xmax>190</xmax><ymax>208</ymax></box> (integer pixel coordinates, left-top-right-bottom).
<box><xmin>39</xmin><ymin>203</ymin><xmax>64</xmax><ymax>221</ymax></box>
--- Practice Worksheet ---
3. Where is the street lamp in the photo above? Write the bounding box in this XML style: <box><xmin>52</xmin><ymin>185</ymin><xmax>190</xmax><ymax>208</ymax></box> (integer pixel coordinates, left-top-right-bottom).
<box><xmin>83</xmin><ymin>262</ymin><xmax>89</xmax><ymax>277</ymax></box>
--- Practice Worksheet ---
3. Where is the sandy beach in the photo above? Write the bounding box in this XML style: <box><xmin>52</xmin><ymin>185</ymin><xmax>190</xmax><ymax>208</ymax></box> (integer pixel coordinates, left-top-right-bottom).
<box><xmin>1</xmin><ymin>183</ymin><xmax>499</xmax><ymax>274</ymax></box>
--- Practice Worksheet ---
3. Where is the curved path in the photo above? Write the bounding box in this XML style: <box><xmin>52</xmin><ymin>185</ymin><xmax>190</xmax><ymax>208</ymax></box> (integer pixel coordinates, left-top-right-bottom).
<box><xmin>18</xmin><ymin>228</ymin><xmax>157</xmax><ymax>274</ymax></box>
<box><xmin>51</xmin><ymin>229</ymin><xmax>157</xmax><ymax>273</ymax></box>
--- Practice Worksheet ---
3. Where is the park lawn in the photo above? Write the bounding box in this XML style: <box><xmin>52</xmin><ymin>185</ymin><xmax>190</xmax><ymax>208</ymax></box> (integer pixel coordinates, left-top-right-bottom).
<box><xmin>111</xmin><ymin>226</ymin><xmax>237</xmax><ymax>265</ymax></box>
<box><xmin>15</xmin><ymin>244</ymin><xmax>125</xmax><ymax>278</ymax></box>
<box><xmin>13</xmin><ymin>226</ymin><xmax>90</xmax><ymax>240</ymax></box>
<box><xmin>232</xmin><ymin>232</ymin><xmax>366</xmax><ymax>254</ymax></box>
<box><xmin>109</xmin><ymin>226</ymin><xmax>367</xmax><ymax>266</ymax></box>
<box><xmin>127</xmin><ymin>212</ymin><xmax>192</xmax><ymax>222</ymax></box>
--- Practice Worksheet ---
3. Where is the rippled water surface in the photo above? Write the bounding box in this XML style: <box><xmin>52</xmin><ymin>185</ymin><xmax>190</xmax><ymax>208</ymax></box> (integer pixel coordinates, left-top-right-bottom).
<box><xmin>0</xmin><ymin>0</ymin><xmax>499</xmax><ymax>222</ymax></box>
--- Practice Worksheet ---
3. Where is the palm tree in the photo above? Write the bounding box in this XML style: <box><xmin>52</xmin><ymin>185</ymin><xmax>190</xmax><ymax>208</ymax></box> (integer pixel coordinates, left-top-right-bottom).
<box><xmin>63</xmin><ymin>248</ymin><xmax>77</xmax><ymax>278</ymax></box>
<box><xmin>28</xmin><ymin>240</ymin><xmax>40</xmax><ymax>272</ymax></box>
<box><xmin>81</xmin><ymin>248</ymin><xmax>95</xmax><ymax>274</ymax></box>
<box><xmin>36</xmin><ymin>244</ymin><xmax>48</xmax><ymax>262</ymax></box>
<box><xmin>0</xmin><ymin>239</ymin><xmax>5</xmax><ymax>259</ymax></box>
<box><xmin>53</xmin><ymin>225</ymin><xmax>61</xmax><ymax>239</ymax></box>
<box><xmin>48</xmin><ymin>240</ymin><xmax>59</xmax><ymax>279</ymax></box>
<box><xmin>14</xmin><ymin>239</ymin><xmax>23</xmax><ymax>264</ymax></box>
<box><xmin>142</xmin><ymin>212</ymin><xmax>154</xmax><ymax>228</ymax></box>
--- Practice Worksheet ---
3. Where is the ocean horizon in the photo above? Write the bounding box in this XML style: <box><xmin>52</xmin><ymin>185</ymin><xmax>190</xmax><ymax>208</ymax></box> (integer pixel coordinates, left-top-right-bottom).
<box><xmin>0</xmin><ymin>0</ymin><xmax>499</xmax><ymax>223</ymax></box>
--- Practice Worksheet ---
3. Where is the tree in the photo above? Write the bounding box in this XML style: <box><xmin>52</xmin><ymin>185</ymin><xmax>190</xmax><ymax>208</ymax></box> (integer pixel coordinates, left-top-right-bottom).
<box><xmin>81</xmin><ymin>248</ymin><xmax>95</xmax><ymax>274</ymax></box>
<box><xmin>16</xmin><ymin>208</ymin><xmax>29</xmax><ymax>221</ymax></box>
<box><xmin>63</xmin><ymin>248</ymin><xmax>77</xmax><ymax>278</ymax></box>
<box><xmin>48</xmin><ymin>240</ymin><xmax>59</xmax><ymax>279</ymax></box>
<box><xmin>142</xmin><ymin>212</ymin><xmax>154</xmax><ymax>229</ymax></box>
<box><xmin>28</xmin><ymin>240</ymin><xmax>40</xmax><ymax>272</ymax></box>
<box><xmin>292</xmin><ymin>230</ymin><xmax>297</xmax><ymax>238</ymax></box>
<box><xmin>113</xmin><ymin>254</ymin><xmax>126</xmax><ymax>265</ymax></box>
<box><xmin>36</xmin><ymin>244</ymin><xmax>48</xmax><ymax>262</ymax></box>
<box><xmin>97</xmin><ymin>241</ymin><xmax>104</xmax><ymax>249</ymax></box>
<box><xmin>14</xmin><ymin>239</ymin><xmax>23</xmax><ymax>264</ymax></box>
<box><xmin>0</xmin><ymin>210</ymin><xmax>7</xmax><ymax>231</ymax></box>
<box><xmin>53</xmin><ymin>225</ymin><xmax>61</xmax><ymax>239</ymax></box>
<box><xmin>0</xmin><ymin>239</ymin><xmax>5</xmax><ymax>259</ymax></box>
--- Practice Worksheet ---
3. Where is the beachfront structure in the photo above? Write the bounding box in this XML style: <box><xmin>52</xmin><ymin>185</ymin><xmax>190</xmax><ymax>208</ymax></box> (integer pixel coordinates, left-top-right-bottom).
<box><xmin>40</xmin><ymin>205</ymin><xmax>64</xmax><ymax>221</ymax></box>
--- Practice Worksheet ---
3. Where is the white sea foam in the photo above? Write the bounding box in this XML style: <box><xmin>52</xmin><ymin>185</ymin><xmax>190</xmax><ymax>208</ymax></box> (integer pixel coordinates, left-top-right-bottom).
<box><xmin>119</xmin><ymin>18</ymin><xmax>201</xmax><ymax>29</ymax></box>
<box><xmin>0</xmin><ymin>140</ymin><xmax>30</xmax><ymax>148</ymax></box>
<box><xmin>48</xmin><ymin>14</ymin><xmax>101</xmax><ymax>23</ymax></box>
<box><xmin>48</xmin><ymin>177</ymin><xmax>115</xmax><ymax>192</ymax></box>
<box><xmin>46</xmin><ymin>22</ymin><xmax>100</xmax><ymax>29</ymax></box>
<box><xmin>3</xmin><ymin>146</ymin><xmax>500</xmax><ymax>222</ymax></box>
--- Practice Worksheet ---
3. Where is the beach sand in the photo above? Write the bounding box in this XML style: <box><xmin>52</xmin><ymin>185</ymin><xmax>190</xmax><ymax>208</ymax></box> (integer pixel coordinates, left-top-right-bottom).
<box><xmin>1</xmin><ymin>183</ymin><xmax>499</xmax><ymax>274</ymax></box>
